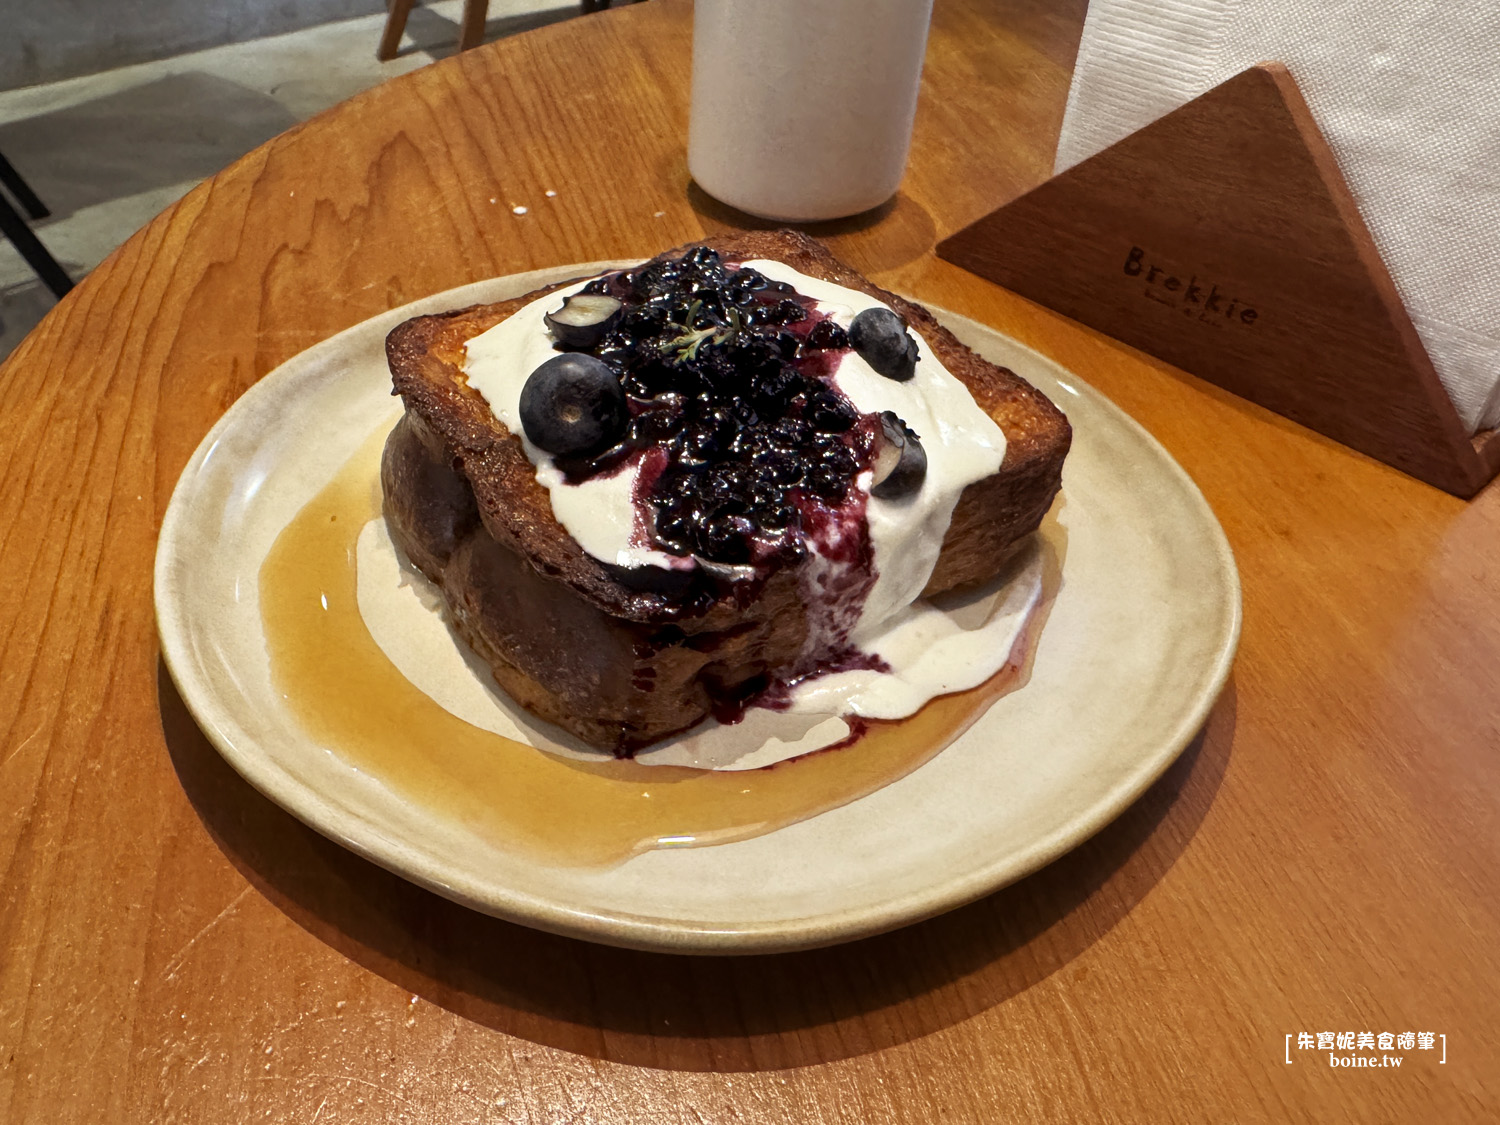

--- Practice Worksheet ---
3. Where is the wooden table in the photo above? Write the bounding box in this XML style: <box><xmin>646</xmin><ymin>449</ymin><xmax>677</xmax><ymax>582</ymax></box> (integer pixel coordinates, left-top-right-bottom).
<box><xmin>3</xmin><ymin>1</ymin><xmax>1496</xmax><ymax>1120</ymax></box>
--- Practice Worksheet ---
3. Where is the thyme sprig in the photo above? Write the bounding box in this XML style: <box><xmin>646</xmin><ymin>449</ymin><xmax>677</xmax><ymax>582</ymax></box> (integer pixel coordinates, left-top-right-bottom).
<box><xmin>663</xmin><ymin>302</ymin><xmax>742</xmax><ymax>361</ymax></box>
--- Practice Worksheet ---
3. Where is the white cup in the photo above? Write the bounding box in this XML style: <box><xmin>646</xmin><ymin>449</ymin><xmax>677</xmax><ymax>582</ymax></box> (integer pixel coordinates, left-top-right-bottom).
<box><xmin>688</xmin><ymin>0</ymin><xmax>935</xmax><ymax>222</ymax></box>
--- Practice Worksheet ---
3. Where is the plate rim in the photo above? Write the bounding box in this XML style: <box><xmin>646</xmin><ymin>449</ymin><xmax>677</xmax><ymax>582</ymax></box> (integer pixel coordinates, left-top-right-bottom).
<box><xmin>154</xmin><ymin>269</ymin><xmax>1241</xmax><ymax>955</ymax></box>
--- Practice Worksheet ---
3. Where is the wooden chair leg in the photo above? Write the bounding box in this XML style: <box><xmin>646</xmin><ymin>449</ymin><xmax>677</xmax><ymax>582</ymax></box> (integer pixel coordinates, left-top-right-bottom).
<box><xmin>377</xmin><ymin>0</ymin><xmax>415</xmax><ymax>61</ymax></box>
<box><xmin>459</xmin><ymin>0</ymin><xmax>488</xmax><ymax>51</ymax></box>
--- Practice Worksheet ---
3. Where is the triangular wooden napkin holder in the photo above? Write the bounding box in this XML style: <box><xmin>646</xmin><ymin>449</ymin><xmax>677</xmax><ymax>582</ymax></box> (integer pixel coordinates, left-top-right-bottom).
<box><xmin>937</xmin><ymin>63</ymin><xmax>1500</xmax><ymax>498</ymax></box>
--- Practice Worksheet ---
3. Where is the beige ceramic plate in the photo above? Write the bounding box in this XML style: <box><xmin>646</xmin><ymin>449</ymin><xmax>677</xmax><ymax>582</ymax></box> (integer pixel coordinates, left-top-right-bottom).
<box><xmin>155</xmin><ymin>264</ymin><xmax>1240</xmax><ymax>955</ymax></box>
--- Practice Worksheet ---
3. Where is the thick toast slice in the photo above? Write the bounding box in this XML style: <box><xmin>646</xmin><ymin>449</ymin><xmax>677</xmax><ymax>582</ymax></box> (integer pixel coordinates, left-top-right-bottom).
<box><xmin>382</xmin><ymin>231</ymin><xmax>1070</xmax><ymax>752</ymax></box>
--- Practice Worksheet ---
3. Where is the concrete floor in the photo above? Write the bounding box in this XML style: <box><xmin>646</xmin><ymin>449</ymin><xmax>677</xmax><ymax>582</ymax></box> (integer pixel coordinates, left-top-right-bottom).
<box><xmin>0</xmin><ymin>0</ymin><xmax>582</xmax><ymax>361</ymax></box>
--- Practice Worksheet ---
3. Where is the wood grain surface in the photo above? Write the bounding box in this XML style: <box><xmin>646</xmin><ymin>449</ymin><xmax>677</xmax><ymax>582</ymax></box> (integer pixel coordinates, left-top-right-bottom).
<box><xmin>2</xmin><ymin>1</ymin><xmax>1497</xmax><ymax>1121</ymax></box>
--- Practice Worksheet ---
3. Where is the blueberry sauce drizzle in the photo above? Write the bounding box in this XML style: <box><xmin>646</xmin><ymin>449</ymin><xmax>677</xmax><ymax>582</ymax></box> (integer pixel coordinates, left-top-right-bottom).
<box><xmin>541</xmin><ymin>248</ymin><xmax>902</xmax><ymax>720</ymax></box>
<box><xmin>551</xmin><ymin>247</ymin><xmax>878</xmax><ymax>573</ymax></box>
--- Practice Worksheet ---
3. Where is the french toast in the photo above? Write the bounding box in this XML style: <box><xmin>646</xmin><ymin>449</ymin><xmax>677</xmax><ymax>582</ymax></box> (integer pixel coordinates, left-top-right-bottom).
<box><xmin>381</xmin><ymin>231</ymin><xmax>1070</xmax><ymax>753</ymax></box>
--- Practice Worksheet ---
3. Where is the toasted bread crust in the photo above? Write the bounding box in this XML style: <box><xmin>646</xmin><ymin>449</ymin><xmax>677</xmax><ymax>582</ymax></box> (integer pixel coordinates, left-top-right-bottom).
<box><xmin>382</xmin><ymin>231</ymin><xmax>1070</xmax><ymax>751</ymax></box>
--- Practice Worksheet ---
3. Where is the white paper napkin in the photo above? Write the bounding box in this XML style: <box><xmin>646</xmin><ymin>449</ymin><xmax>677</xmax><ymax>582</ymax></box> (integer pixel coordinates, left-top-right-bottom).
<box><xmin>1056</xmin><ymin>0</ymin><xmax>1500</xmax><ymax>435</ymax></box>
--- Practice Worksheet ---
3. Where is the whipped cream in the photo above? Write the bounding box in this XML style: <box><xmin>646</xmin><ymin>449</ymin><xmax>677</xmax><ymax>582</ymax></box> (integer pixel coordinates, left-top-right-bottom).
<box><xmin>461</xmin><ymin>261</ymin><xmax>1012</xmax><ymax>723</ymax></box>
<box><xmin>740</xmin><ymin>260</ymin><xmax>1006</xmax><ymax>648</ymax></box>
<box><xmin>464</xmin><ymin>278</ymin><xmax>682</xmax><ymax>571</ymax></box>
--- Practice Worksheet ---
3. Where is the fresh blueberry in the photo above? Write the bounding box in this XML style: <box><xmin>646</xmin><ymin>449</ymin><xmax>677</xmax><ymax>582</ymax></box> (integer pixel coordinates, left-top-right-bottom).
<box><xmin>850</xmin><ymin>307</ymin><xmax>920</xmax><ymax>381</ymax></box>
<box><xmin>518</xmin><ymin>353</ymin><xmax>627</xmax><ymax>456</ymax></box>
<box><xmin>544</xmin><ymin>293</ymin><xmax>623</xmax><ymax>349</ymax></box>
<box><xmin>870</xmin><ymin>411</ymin><xmax>926</xmax><ymax>499</ymax></box>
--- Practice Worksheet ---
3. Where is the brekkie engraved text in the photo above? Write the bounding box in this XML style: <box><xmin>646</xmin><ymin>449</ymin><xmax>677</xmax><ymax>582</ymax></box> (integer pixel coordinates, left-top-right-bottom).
<box><xmin>1124</xmin><ymin>246</ymin><xmax>1259</xmax><ymax>326</ymax></box>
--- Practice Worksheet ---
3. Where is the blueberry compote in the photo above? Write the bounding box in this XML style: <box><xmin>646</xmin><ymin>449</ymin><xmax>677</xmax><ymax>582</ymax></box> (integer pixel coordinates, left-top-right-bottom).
<box><xmin>548</xmin><ymin>248</ymin><xmax>881</xmax><ymax>576</ymax></box>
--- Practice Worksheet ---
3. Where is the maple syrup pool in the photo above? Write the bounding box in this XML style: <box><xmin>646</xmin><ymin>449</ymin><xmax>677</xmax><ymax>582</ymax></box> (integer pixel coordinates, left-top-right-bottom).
<box><xmin>258</xmin><ymin>427</ymin><xmax>1057</xmax><ymax>867</ymax></box>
